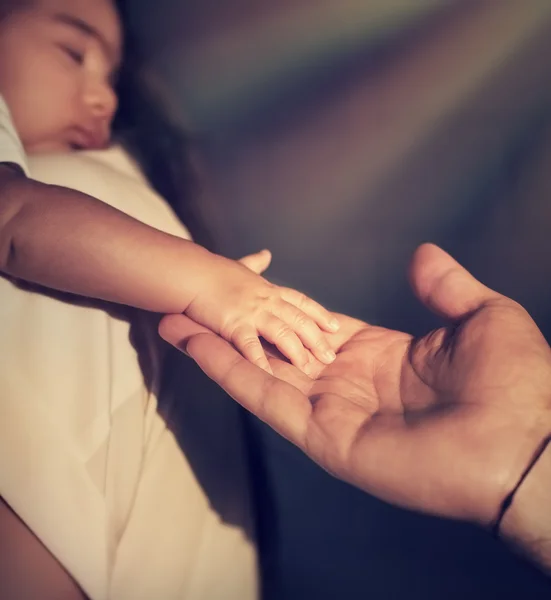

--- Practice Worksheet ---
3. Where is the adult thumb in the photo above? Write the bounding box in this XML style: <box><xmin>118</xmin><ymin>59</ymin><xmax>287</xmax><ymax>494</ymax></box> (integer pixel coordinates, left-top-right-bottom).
<box><xmin>409</xmin><ymin>243</ymin><xmax>500</xmax><ymax>320</ymax></box>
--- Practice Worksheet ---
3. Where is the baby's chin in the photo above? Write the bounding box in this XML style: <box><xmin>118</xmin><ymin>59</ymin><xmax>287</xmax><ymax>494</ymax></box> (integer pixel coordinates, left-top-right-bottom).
<box><xmin>26</xmin><ymin>141</ymin><xmax>113</xmax><ymax>155</ymax></box>
<box><xmin>25</xmin><ymin>140</ymin><xmax>75</xmax><ymax>155</ymax></box>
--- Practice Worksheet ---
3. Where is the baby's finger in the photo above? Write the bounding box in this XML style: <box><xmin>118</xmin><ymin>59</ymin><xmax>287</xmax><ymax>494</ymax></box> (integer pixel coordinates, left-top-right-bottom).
<box><xmin>259</xmin><ymin>314</ymin><xmax>312</xmax><ymax>376</ymax></box>
<box><xmin>232</xmin><ymin>324</ymin><xmax>273</xmax><ymax>374</ymax></box>
<box><xmin>279</xmin><ymin>288</ymin><xmax>339</xmax><ymax>332</ymax></box>
<box><xmin>273</xmin><ymin>302</ymin><xmax>336</xmax><ymax>365</ymax></box>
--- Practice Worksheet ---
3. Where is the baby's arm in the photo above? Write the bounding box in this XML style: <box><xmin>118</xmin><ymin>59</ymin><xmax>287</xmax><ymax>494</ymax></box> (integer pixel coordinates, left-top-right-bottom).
<box><xmin>0</xmin><ymin>165</ymin><xmax>338</xmax><ymax>373</ymax></box>
<box><xmin>0</xmin><ymin>164</ymin><xmax>218</xmax><ymax>312</ymax></box>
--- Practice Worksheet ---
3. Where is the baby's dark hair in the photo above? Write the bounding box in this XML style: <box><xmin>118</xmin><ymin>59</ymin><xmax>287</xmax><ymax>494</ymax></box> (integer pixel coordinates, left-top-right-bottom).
<box><xmin>112</xmin><ymin>1</ymin><xmax>210</xmax><ymax>246</ymax></box>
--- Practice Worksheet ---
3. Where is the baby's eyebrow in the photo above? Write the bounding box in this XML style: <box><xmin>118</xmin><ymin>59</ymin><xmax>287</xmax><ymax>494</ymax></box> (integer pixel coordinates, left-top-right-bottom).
<box><xmin>51</xmin><ymin>12</ymin><xmax>120</xmax><ymax>70</ymax></box>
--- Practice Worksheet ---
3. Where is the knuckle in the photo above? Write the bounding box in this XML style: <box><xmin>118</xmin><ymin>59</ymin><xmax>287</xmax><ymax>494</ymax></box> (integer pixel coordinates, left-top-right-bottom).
<box><xmin>293</xmin><ymin>291</ymin><xmax>307</xmax><ymax>308</ymax></box>
<box><xmin>260</xmin><ymin>283</ymin><xmax>279</xmax><ymax>299</ymax></box>
<box><xmin>274</xmin><ymin>324</ymin><xmax>293</xmax><ymax>341</ymax></box>
<box><xmin>241</xmin><ymin>336</ymin><xmax>260</xmax><ymax>351</ymax></box>
<box><xmin>220</xmin><ymin>315</ymin><xmax>245</xmax><ymax>340</ymax></box>
<box><xmin>293</xmin><ymin>313</ymin><xmax>313</xmax><ymax>330</ymax></box>
<box><xmin>314</xmin><ymin>337</ymin><xmax>328</xmax><ymax>349</ymax></box>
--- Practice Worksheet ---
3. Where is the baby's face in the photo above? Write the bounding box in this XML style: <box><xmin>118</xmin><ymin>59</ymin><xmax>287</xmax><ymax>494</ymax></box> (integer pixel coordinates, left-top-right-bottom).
<box><xmin>0</xmin><ymin>0</ymin><xmax>121</xmax><ymax>153</ymax></box>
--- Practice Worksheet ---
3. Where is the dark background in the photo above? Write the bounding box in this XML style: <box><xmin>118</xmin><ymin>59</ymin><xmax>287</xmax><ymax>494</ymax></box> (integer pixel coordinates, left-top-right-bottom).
<box><xmin>130</xmin><ymin>2</ymin><xmax>551</xmax><ymax>598</ymax></box>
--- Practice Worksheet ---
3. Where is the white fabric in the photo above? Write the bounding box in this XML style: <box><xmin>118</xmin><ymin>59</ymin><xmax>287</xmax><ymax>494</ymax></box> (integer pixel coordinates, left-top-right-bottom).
<box><xmin>0</xmin><ymin>94</ymin><xmax>28</xmax><ymax>175</ymax></box>
<box><xmin>0</xmin><ymin>147</ymin><xmax>258</xmax><ymax>600</ymax></box>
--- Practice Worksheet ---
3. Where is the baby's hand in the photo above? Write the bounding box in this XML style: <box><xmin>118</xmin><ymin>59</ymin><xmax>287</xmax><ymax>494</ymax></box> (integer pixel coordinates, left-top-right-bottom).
<box><xmin>185</xmin><ymin>251</ymin><xmax>339</xmax><ymax>375</ymax></box>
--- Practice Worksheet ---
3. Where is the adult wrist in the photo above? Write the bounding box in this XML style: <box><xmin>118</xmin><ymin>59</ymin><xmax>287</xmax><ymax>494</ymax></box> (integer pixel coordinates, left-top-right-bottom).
<box><xmin>499</xmin><ymin>434</ymin><xmax>551</xmax><ymax>576</ymax></box>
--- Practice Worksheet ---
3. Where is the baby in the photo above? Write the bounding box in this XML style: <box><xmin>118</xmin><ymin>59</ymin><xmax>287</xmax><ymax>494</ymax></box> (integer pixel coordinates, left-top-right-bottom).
<box><xmin>0</xmin><ymin>0</ymin><xmax>338</xmax><ymax>375</ymax></box>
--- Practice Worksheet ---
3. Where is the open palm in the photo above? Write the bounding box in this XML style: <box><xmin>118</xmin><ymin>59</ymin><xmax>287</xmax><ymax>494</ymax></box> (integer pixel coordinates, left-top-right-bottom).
<box><xmin>160</xmin><ymin>244</ymin><xmax>551</xmax><ymax>528</ymax></box>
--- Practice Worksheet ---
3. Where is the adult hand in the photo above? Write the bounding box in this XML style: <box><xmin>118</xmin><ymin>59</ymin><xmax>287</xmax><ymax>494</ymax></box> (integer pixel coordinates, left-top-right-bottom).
<box><xmin>160</xmin><ymin>244</ymin><xmax>551</xmax><ymax>532</ymax></box>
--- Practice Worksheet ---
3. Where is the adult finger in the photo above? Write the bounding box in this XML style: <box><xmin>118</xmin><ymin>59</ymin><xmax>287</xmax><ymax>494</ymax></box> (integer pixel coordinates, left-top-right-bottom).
<box><xmin>185</xmin><ymin>332</ymin><xmax>312</xmax><ymax>445</ymax></box>
<box><xmin>158</xmin><ymin>313</ymin><xmax>211</xmax><ymax>355</ymax></box>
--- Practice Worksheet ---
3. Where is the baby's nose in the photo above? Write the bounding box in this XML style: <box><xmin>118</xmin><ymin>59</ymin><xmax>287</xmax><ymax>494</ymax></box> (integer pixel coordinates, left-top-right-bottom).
<box><xmin>84</xmin><ymin>79</ymin><xmax>118</xmax><ymax>124</ymax></box>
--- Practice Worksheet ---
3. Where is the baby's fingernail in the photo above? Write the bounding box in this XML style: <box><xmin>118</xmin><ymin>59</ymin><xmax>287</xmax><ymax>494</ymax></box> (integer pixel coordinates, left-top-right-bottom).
<box><xmin>303</xmin><ymin>362</ymin><xmax>313</xmax><ymax>376</ymax></box>
<box><xmin>323</xmin><ymin>350</ymin><xmax>336</xmax><ymax>363</ymax></box>
<box><xmin>329</xmin><ymin>318</ymin><xmax>340</xmax><ymax>331</ymax></box>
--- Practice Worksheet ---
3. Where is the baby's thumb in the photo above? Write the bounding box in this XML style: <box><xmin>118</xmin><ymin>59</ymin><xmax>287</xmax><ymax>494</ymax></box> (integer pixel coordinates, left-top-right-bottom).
<box><xmin>238</xmin><ymin>249</ymin><xmax>272</xmax><ymax>274</ymax></box>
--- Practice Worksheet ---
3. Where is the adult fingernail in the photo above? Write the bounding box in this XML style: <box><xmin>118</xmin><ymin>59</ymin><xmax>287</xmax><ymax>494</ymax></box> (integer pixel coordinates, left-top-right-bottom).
<box><xmin>329</xmin><ymin>318</ymin><xmax>340</xmax><ymax>331</ymax></box>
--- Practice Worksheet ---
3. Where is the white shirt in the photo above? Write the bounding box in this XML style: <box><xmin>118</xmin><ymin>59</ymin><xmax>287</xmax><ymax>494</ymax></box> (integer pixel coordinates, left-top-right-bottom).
<box><xmin>0</xmin><ymin>147</ymin><xmax>258</xmax><ymax>599</ymax></box>
<box><xmin>0</xmin><ymin>94</ymin><xmax>29</xmax><ymax>175</ymax></box>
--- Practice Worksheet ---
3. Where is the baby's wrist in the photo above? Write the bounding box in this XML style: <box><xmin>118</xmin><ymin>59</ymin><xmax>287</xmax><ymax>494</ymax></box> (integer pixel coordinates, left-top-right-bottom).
<box><xmin>181</xmin><ymin>246</ymin><xmax>228</xmax><ymax>314</ymax></box>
